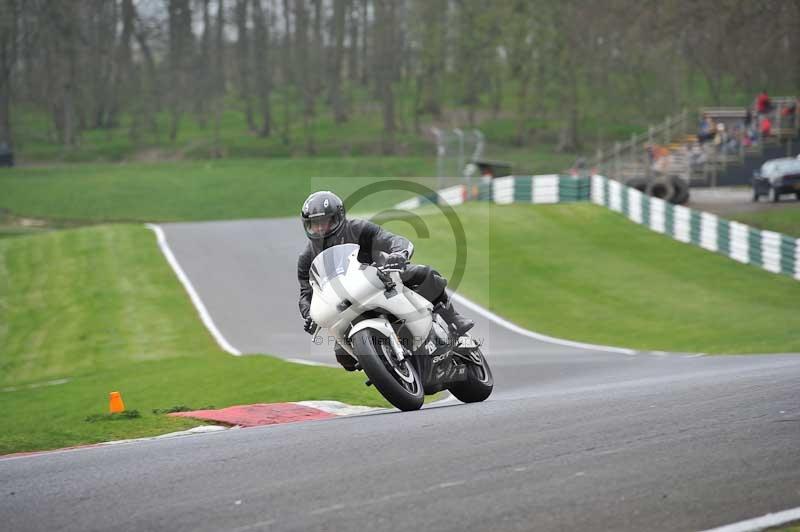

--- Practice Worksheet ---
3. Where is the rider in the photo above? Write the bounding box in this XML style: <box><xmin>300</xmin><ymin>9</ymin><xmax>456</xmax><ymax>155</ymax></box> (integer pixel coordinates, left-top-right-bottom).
<box><xmin>297</xmin><ymin>191</ymin><xmax>474</xmax><ymax>371</ymax></box>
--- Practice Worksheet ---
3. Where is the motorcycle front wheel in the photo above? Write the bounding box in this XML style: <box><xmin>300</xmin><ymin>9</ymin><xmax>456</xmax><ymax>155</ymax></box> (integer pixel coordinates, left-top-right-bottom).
<box><xmin>351</xmin><ymin>329</ymin><xmax>424</xmax><ymax>411</ymax></box>
<box><xmin>449</xmin><ymin>346</ymin><xmax>494</xmax><ymax>403</ymax></box>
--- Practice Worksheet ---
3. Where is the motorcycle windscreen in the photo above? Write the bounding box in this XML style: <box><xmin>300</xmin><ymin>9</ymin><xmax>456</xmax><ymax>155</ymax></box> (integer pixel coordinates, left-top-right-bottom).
<box><xmin>309</xmin><ymin>243</ymin><xmax>360</xmax><ymax>288</ymax></box>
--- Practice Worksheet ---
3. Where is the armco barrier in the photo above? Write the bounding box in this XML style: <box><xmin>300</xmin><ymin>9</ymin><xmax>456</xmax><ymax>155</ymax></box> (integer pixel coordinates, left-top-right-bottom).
<box><xmin>393</xmin><ymin>174</ymin><xmax>800</xmax><ymax>282</ymax></box>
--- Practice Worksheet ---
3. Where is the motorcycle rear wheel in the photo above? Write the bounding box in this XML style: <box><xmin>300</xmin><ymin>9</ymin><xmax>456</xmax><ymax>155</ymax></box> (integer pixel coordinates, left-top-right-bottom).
<box><xmin>352</xmin><ymin>329</ymin><xmax>424</xmax><ymax>411</ymax></box>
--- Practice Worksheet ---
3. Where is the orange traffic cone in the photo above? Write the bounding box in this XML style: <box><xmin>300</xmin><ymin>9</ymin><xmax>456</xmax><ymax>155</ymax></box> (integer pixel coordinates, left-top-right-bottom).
<box><xmin>109</xmin><ymin>391</ymin><xmax>126</xmax><ymax>413</ymax></box>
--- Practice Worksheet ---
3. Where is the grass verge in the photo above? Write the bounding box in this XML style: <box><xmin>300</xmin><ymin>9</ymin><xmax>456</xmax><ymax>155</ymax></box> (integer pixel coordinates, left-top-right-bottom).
<box><xmin>0</xmin><ymin>157</ymin><xmax>443</xmax><ymax>223</ymax></box>
<box><xmin>727</xmin><ymin>206</ymin><xmax>800</xmax><ymax>238</ymax></box>
<box><xmin>381</xmin><ymin>202</ymin><xmax>800</xmax><ymax>354</ymax></box>
<box><xmin>0</xmin><ymin>225</ymin><xmax>388</xmax><ymax>455</ymax></box>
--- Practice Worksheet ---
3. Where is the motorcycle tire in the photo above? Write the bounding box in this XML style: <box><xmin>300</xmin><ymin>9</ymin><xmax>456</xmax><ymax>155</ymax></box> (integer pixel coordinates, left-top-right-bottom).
<box><xmin>352</xmin><ymin>329</ymin><xmax>424</xmax><ymax>411</ymax></box>
<box><xmin>448</xmin><ymin>347</ymin><xmax>494</xmax><ymax>403</ymax></box>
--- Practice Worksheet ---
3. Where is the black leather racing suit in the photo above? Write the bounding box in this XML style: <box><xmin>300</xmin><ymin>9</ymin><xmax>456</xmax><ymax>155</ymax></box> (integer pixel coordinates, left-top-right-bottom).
<box><xmin>297</xmin><ymin>218</ymin><xmax>448</xmax><ymax>321</ymax></box>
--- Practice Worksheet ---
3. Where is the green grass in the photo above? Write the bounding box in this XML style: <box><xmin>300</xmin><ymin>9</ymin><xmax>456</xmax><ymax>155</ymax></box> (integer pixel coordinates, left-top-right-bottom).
<box><xmin>727</xmin><ymin>207</ymin><xmax>800</xmax><ymax>238</ymax></box>
<box><xmin>0</xmin><ymin>225</ymin><xmax>388</xmax><ymax>454</ymax></box>
<box><xmin>0</xmin><ymin>158</ymin><xmax>446</xmax><ymax>223</ymax></box>
<box><xmin>381</xmin><ymin>202</ymin><xmax>800</xmax><ymax>354</ymax></box>
<box><xmin>0</xmin><ymin>153</ymin><xmax>581</xmax><ymax>224</ymax></box>
<box><xmin>0</xmin><ymin>226</ymin><xmax>51</xmax><ymax>239</ymax></box>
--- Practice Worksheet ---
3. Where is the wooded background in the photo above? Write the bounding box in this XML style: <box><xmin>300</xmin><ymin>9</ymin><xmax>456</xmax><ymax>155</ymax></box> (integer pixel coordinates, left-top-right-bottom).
<box><xmin>1</xmin><ymin>0</ymin><xmax>798</xmax><ymax>161</ymax></box>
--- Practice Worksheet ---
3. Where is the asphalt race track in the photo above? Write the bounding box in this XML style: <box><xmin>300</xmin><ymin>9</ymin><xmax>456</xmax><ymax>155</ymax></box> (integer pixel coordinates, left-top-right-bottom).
<box><xmin>2</xmin><ymin>218</ymin><xmax>799</xmax><ymax>532</ymax></box>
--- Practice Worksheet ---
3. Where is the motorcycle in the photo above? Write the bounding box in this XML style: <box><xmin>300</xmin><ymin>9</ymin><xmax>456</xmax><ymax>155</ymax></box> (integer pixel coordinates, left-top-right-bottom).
<box><xmin>309</xmin><ymin>243</ymin><xmax>493</xmax><ymax>411</ymax></box>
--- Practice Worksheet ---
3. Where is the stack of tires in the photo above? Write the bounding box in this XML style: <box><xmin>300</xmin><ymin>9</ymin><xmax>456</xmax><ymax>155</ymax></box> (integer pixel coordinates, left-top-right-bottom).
<box><xmin>626</xmin><ymin>175</ymin><xmax>690</xmax><ymax>205</ymax></box>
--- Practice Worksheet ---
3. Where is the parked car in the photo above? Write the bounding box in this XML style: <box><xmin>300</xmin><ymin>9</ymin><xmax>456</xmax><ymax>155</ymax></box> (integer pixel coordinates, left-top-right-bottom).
<box><xmin>0</xmin><ymin>143</ymin><xmax>13</xmax><ymax>167</ymax></box>
<box><xmin>752</xmin><ymin>157</ymin><xmax>800</xmax><ymax>202</ymax></box>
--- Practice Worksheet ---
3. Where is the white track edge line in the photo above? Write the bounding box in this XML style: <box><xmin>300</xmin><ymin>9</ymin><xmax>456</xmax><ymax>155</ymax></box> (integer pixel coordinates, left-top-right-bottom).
<box><xmin>448</xmin><ymin>291</ymin><xmax>639</xmax><ymax>355</ymax></box>
<box><xmin>146</xmin><ymin>223</ymin><xmax>655</xmax><ymax>359</ymax></box>
<box><xmin>699</xmin><ymin>507</ymin><xmax>800</xmax><ymax>532</ymax></box>
<box><xmin>146</xmin><ymin>223</ymin><xmax>243</xmax><ymax>356</ymax></box>
<box><xmin>284</xmin><ymin>358</ymin><xmax>339</xmax><ymax>368</ymax></box>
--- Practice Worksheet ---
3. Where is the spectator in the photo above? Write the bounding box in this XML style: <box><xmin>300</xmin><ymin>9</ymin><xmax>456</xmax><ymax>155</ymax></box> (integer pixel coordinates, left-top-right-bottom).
<box><xmin>697</xmin><ymin>114</ymin><xmax>716</xmax><ymax>143</ymax></box>
<box><xmin>781</xmin><ymin>99</ymin><xmax>798</xmax><ymax>130</ymax></box>
<box><xmin>723</xmin><ymin>125</ymin><xmax>740</xmax><ymax>154</ymax></box>
<box><xmin>756</xmin><ymin>89</ymin><xmax>772</xmax><ymax>116</ymax></box>
<box><xmin>688</xmin><ymin>142</ymin><xmax>707</xmax><ymax>169</ymax></box>
<box><xmin>649</xmin><ymin>144</ymin><xmax>670</xmax><ymax>174</ymax></box>
<box><xmin>760</xmin><ymin>116</ymin><xmax>772</xmax><ymax>137</ymax></box>
<box><xmin>570</xmin><ymin>157</ymin><xmax>588</xmax><ymax>177</ymax></box>
<box><xmin>713</xmin><ymin>122</ymin><xmax>727</xmax><ymax>148</ymax></box>
<box><xmin>745</xmin><ymin>125</ymin><xmax>759</xmax><ymax>146</ymax></box>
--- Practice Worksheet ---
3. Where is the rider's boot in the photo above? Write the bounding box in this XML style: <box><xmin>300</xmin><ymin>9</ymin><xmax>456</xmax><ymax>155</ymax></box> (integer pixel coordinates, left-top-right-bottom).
<box><xmin>334</xmin><ymin>343</ymin><xmax>359</xmax><ymax>371</ymax></box>
<box><xmin>437</xmin><ymin>296</ymin><xmax>474</xmax><ymax>336</ymax></box>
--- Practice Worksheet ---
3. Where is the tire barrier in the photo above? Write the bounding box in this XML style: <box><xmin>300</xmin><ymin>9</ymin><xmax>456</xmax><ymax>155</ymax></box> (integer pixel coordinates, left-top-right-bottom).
<box><xmin>628</xmin><ymin>175</ymin><xmax>689</xmax><ymax>205</ymax></box>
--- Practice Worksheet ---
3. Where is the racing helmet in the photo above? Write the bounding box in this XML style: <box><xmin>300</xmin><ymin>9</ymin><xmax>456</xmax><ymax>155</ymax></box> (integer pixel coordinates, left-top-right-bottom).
<box><xmin>301</xmin><ymin>191</ymin><xmax>346</xmax><ymax>240</ymax></box>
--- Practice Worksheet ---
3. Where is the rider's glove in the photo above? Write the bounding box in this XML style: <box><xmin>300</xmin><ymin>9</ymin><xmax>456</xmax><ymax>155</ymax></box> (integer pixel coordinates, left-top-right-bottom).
<box><xmin>303</xmin><ymin>316</ymin><xmax>317</xmax><ymax>335</ymax></box>
<box><xmin>384</xmin><ymin>251</ymin><xmax>408</xmax><ymax>271</ymax></box>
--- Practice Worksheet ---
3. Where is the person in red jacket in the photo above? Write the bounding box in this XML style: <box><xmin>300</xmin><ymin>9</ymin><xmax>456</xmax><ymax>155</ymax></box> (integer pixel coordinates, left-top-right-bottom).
<box><xmin>760</xmin><ymin>116</ymin><xmax>772</xmax><ymax>138</ymax></box>
<box><xmin>756</xmin><ymin>90</ymin><xmax>772</xmax><ymax>116</ymax></box>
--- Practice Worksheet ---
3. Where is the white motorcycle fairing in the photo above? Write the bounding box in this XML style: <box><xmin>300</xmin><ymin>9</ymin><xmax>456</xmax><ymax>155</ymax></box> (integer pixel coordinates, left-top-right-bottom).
<box><xmin>308</xmin><ymin>244</ymin><xmax>433</xmax><ymax>355</ymax></box>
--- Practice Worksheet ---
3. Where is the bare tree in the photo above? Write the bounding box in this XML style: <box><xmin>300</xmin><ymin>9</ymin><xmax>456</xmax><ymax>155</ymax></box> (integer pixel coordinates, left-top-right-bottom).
<box><xmin>167</xmin><ymin>0</ymin><xmax>193</xmax><ymax>141</ymax></box>
<box><xmin>328</xmin><ymin>0</ymin><xmax>349</xmax><ymax>124</ymax></box>
<box><xmin>373</xmin><ymin>0</ymin><xmax>396</xmax><ymax>154</ymax></box>
<box><xmin>236</xmin><ymin>0</ymin><xmax>257</xmax><ymax>131</ymax></box>
<box><xmin>133</xmin><ymin>7</ymin><xmax>161</xmax><ymax>138</ymax></box>
<box><xmin>346</xmin><ymin>0</ymin><xmax>359</xmax><ymax>83</ymax></box>
<box><xmin>211</xmin><ymin>0</ymin><xmax>226</xmax><ymax>156</ymax></box>
<box><xmin>294</xmin><ymin>0</ymin><xmax>316</xmax><ymax>154</ymax></box>
<box><xmin>42</xmin><ymin>0</ymin><xmax>81</xmax><ymax>147</ymax></box>
<box><xmin>0</xmin><ymin>0</ymin><xmax>19</xmax><ymax>148</ymax></box>
<box><xmin>410</xmin><ymin>0</ymin><xmax>446</xmax><ymax>129</ymax></box>
<box><xmin>281</xmin><ymin>0</ymin><xmax>293</xmax><ymax>145</ymax></box>
<box><xmin>252</xmin><ymin>0</ymin><xmax>273</xmax><ymax>136</ymax></box>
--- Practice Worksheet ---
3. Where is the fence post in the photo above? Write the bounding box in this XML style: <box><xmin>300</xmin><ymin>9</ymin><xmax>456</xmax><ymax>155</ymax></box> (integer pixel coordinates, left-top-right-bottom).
<box><xmin>453</xmin><ymin>128</ymin><xmax>465</xmax><ymax>186</ymax></box>
<box><xmin>596</xmin><ymin>148</ymin><xmax>603</xmax><ymax>175</ymax></box>
<box><xmin>614</xmin><ymin>141</ymin><xmax>621</xmax><ymax>181</ymax></box>
<box><xmin>431</xmin><ymin>127</ymin><xmax>445</xmax><ymax>191</ymax></box>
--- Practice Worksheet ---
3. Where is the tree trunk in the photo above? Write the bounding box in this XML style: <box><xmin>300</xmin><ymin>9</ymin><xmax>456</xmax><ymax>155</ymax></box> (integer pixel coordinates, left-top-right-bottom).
<box><xmin>167</xmin><ymin>0</ymin><xmax>192</xmax><ymax>142</ymax></box>
<box><xmin>0</xmin><ymin>0</ymin><xmax>18</xmax><ymax>148</ymax></box>
<box><xmin>359</xmin><ymin>0</ymin><xmax>368</xmax><ymax>86</ymax></box>
<box><xmin>53</xmin><ymin>0</ymin><xmax>80</xmax><ymax>147</ymax></box>
<box><xmin>212</xmin><ymin>0</ymin><xmax>226</xmax><ymax>156</ymax></box>
<box><xmin>252</xmin><ymin>0</ymin><xmax>272</xmax><ymax>137</ymax></box>
<box><xmin>556</xmin><ymin>64</ymin><xmax>580</xmax><ymax>152</ymax></box>
<box><xmin>281</xmin><ymin>0</ymin><xmax>293</xmax><ymax>145</ymax></box>
<box><xmin>195</xmin><ymin>0</ymin><xmax>212</xmax><ymax>129</ymax></box>
<box><xmin>329</xmin><ymin>0</ymin><xmax>348</xmax><ymax>124</ymax></box>
<box><xmin>295</xmin><ymin>0</ymin><xmax>315</xmax><ymax>154</ymax></box>
<box><xmin>114</xmin><ymin>0</ymin><xmax>135</xmax><ymax>134</ymax></box>
<box><xmin>347</xmin><ymin>1</ymin><xmax>359</xmax><ymax>83</ymax></box>
<box><xmin>236</xmin><ymin>0</ymin><xmax>257</xmax><ymax>132</ymax></box>
<box><xmin>374</xmin><ymin>0</ymin><xmax>395</xmax><ymax>154</ymax></box>
<box><xmin>311</xmin><ymin>0</ymin><xmax>323</xmax><ymax>96</ymax></box>
<box><xmin>133</xmin><ymin>13</ymin><xmax>160</xmax><ymax>137</ymax></box>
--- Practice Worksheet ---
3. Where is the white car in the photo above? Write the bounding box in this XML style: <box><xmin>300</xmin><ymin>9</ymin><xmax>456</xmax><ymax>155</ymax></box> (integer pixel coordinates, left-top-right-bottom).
<box><xmin>752</xmin><ymin>158</ymin><xmax>800</xmax><ymax>202</ymax></box>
